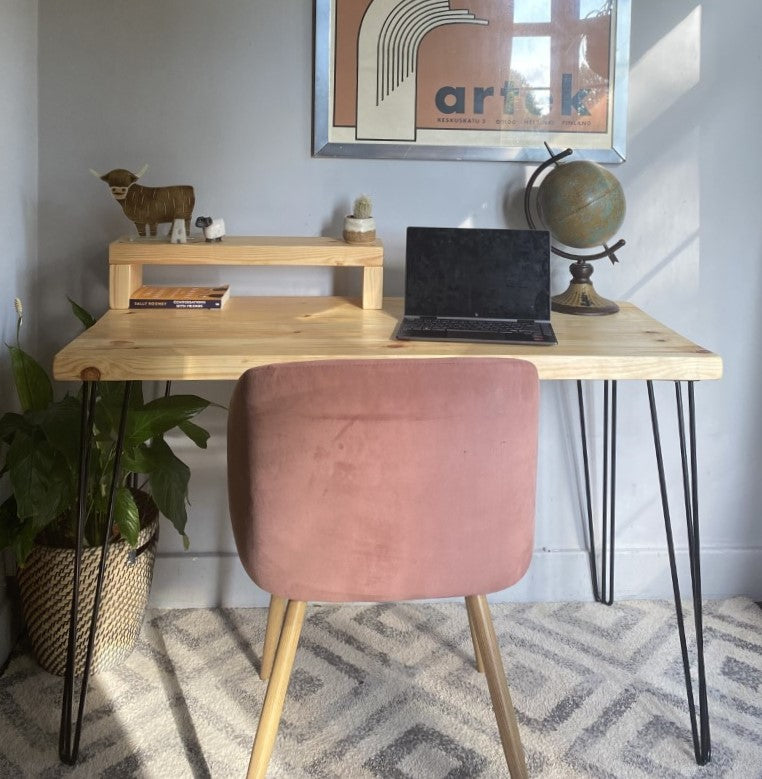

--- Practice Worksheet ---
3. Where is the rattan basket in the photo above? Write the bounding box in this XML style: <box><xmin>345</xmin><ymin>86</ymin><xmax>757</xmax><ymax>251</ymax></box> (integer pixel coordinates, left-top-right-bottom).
<box><xmin>17</xmin><ymin>508</ymin><xmax>159</xmax><ymax>677</ymax></box>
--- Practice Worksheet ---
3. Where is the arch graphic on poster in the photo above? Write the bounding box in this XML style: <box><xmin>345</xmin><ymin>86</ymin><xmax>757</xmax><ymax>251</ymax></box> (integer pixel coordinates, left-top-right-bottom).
<box><xmin>356</xmin><ymin>0</ymin><xmax>487</xmax><ymax>141</ymax></box>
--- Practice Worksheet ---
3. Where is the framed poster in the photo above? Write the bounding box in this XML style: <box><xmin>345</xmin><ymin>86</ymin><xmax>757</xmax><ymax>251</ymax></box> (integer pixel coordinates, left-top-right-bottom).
<box><xmin>314</xmin><ymin>0</ymin><xmax>631</xmax><ymax>162</ymax></box>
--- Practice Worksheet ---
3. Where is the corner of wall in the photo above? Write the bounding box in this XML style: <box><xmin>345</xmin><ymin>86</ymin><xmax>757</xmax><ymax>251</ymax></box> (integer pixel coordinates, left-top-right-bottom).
<box><xmin>0</xmin><ymin>0</ymin><xmax>40</xmax><ymax>668</ymax></box>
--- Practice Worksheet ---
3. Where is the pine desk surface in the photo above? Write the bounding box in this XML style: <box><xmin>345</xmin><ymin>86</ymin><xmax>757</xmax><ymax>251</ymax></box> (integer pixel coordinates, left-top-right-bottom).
<box><xmin>53</xmin><ymin>297</ymin><xmax>722</xmax><ymax>383</ymax></box>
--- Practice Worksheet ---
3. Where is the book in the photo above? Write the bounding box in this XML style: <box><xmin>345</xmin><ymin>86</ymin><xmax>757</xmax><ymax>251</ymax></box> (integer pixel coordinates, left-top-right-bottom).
<box><xmin>129</xmin><ymin>285</ymin><xmax>230</xmax><ymax>309</ymax></box>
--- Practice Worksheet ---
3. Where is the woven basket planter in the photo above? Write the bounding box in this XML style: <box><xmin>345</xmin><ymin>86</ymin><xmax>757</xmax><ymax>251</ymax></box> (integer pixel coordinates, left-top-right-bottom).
<box><xmin>17</xmin><ymin>504</ymin><xmax>159</xmax><ymax>677</ymax></box>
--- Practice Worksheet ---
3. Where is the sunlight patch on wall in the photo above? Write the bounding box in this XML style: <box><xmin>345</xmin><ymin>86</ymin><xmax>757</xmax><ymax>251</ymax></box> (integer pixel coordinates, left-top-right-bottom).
<box><xmin>629</xmin><ymin>6</ymin><xmax>702</xmax><ymax>139</ymax></box>
<box><xmin>620</xmin><ymin>126</ymin><xmax>700</xmax><ymax>304</ymax></box>
<box><xmin>458</xmin><ymin>201</ymin><xmax>493</xmax><ymax>228</ymax></box>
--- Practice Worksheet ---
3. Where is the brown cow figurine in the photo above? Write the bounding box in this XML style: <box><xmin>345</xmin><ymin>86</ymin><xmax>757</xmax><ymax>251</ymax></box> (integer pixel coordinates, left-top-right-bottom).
<box><xmin>90</xmin><ymin>164</ymin><xmax>195</xmax><ymax>237</ymax></box>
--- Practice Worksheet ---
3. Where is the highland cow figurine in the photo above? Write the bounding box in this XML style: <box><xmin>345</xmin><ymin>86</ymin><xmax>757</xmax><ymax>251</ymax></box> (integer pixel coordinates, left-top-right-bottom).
<box><xmin>90</xmin><ymin>164</ymin><xmax>195</xmax><ymax>237</ymax></box>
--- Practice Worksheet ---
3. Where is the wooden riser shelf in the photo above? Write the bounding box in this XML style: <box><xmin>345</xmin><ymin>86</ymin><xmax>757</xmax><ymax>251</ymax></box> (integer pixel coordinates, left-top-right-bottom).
<box><xmin>108</xmin><ymin>235</ymin><xmax>384</xmax><ymax>310</ymax></box>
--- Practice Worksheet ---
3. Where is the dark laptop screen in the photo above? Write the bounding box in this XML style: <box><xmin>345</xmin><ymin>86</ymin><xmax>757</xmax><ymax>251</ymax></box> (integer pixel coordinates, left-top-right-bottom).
<box><xmin>404</xmin><ymin>227</ymin><xmax>551</xmax><ymax>320</ymax></box>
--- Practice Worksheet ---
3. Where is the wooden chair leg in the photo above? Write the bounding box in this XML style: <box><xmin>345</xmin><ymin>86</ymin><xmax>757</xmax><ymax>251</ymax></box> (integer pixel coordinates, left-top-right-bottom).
<box><xmin>465</xmin><ymin>597</ymin><xmax>485</xmax><ymax>673</ymax></box>
<box><xmin>247</xmin><ymin>600</ymin><xmax>306</xmax><ymax>779</ymax></box>
<box><xmin>465</xmin><ymin>595</ymin><xmax>528</xmax><ymax>779</ymax></box>
<box><xmin>260</xmin><ymin>595</ymin><xmax>289</xmax><ymax>681</ymax></box>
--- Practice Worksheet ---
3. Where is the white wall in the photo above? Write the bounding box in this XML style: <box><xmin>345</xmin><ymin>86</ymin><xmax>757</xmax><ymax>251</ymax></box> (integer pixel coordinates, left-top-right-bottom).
<box><xmin>36</xmin><ymin>0</ymin><xmax>762</xmax><ymax>606</ymax></box>
<box><xmin>0</xmin><ymin>0</ymin><xmax>38</xmax><ymax>663</ymax></box>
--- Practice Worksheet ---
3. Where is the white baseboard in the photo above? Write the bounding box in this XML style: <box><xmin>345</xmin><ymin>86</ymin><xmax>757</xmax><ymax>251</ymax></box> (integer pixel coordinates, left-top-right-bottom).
<box><xmin>149</xmin><ymin>547</ymin><xmax>762</xmax><ymax>608</ymax></box>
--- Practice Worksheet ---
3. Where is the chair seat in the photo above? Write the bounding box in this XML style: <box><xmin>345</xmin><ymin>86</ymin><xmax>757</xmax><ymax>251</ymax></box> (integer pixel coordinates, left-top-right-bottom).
<box><xmin>228</xmin><ymin>358</ymin><xmax>539</xmax><ymax>602</ymax></box>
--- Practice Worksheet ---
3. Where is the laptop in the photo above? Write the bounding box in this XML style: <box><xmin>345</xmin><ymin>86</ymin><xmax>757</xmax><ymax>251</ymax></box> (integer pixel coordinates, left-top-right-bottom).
<box><xmin>396</xmin><ymin>227</ymin><xmax>557</xmax><ymax>345</ymax></box>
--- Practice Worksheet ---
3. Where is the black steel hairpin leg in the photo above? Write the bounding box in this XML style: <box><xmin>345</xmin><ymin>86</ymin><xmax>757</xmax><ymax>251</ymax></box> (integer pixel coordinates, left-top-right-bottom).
<box><xmin>577</xmin><ymin>380</ymin><xmax>617</xmax><ymax>604</ymax></box>
<box><xmin>59</xmin><ymin>380</ymin><xmax>133</xmax><ymax>765</ymax></box>
<box><xmin>647</xmin><ymin>380</ymin><xmax>710</xmax><ymax>765</ymax></box>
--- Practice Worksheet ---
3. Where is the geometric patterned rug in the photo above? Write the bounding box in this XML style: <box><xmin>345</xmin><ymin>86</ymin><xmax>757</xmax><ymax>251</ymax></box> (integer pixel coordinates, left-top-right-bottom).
<box><xmin>1</xmin><ymin>598</ymin><xmax>761</xmax><ymax>777</ymax></box>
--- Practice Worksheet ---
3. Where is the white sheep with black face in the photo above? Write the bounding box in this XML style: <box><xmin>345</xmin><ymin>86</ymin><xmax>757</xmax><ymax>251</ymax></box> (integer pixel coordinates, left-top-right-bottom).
<box><xmin>195</xmin><ymin>216</ymin><xmax>226</xmax><ymax>242</ymax></box>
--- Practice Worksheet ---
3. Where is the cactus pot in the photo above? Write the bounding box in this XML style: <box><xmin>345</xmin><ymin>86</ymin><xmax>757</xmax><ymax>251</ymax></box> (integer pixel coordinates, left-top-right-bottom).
<box><xmin>343</xmin><ymin>216</ymin><xmax>376</xmax><ymax>243</ymax></box>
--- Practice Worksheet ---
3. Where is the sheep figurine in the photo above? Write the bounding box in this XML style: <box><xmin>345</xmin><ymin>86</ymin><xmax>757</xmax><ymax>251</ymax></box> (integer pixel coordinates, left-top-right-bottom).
<box><xmin>195</xmin><ymin>216</ymin><xmax>225</xmax><ymax>242</ymax></box>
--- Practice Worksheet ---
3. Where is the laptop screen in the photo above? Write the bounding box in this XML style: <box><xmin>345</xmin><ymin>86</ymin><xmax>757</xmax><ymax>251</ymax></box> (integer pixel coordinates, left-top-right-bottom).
<box><xmin>404</xmin><ymin>227</ymin><xmax>551</xmax><ymax>320</ymax></box>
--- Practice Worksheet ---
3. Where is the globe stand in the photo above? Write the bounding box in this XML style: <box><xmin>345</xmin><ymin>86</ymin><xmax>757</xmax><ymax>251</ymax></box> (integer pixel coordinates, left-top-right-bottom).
<box><xmin>524</xmin><ymin>144</ymin><xmax>626</xmax><ymax>317</ymax></box>
<box><xmin>552</xmin><ymin>260</ymin><xmax>619</xmax><ymax>315</ymax></box>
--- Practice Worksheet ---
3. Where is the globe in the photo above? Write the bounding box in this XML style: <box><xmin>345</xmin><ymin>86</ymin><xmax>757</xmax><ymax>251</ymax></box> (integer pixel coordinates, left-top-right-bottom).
<box><xmin>537</xmin><ymin>160</ymin><xmax>625</xmax><ymax>249</ymax></box>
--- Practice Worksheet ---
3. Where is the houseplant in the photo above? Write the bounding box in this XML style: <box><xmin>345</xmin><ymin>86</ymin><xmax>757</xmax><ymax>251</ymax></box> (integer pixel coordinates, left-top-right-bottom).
<box><xmin>0</xmin><ymin>298</ymin><xmax>214</xmax><ymax>673</ymax></box>
<box><xmin>343</xmin><ymin>194</ymin><xmax>376</xmax><ymax>243</ymax></box>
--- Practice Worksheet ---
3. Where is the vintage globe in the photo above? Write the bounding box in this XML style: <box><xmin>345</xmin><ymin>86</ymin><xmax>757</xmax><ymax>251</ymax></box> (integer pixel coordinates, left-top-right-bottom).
<box><xmin>537</xmin><ymin>160</ymin><xmax>625</xmax><ymax>249</ymax></box>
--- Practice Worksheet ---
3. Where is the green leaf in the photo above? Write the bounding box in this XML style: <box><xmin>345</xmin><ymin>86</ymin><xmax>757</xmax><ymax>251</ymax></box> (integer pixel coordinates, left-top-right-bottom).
<box><xmin>95</xmin><ymin>380</ymin><xmax>121</xmax><ymax>404</ymax></box>
<box><xmin>178</xmin><ymin>420</ymin><xmax>209</xmax><ymax>449</ymax></box>
<box><xmin>68</xmin><ymin>298</ymin><xmax>97</xmax><ymax>330</ymax></box>
<box><xmin>14</xmin><ymin>523</ymin><xmax>41</xmax><ymax>566</ymax></box>
<box><xmin>121</xmin><ymin>444</ymin><xmax>153</xmax><ymax>474</ymax></box>
<box><xmin>8</xmin><ymin>345</ymin><xmax>53</xmax><ymax>412</ymax></box>
<box><xmin>31</xmin><ymin>396</ymin><xmax>82</xmax><ymax>467</ymax></box>
<box><xmin>7</xmin><ymin>432</ymin><xmax>73</xmax><ymax>523</ymax></box>
<box><xmin>0</xmin><ymin>495</ymin><xmax>53</xmax><ymax>566</ymax></box>
<box><xmin>142</xmin><ymin>436</ymin><xmax>190</xmax><ymax>539</ymax></box>
<box><xmin>95</xmin><ymin>382</ymin><xmax>134</xmax><ymax>439</ymax></box>
<box><xmin>131</xmin><ymin>382</ymin><xmax>145</xmax><ymax>408</ymax></box>
<box><xmin>0</xmin><ymin>496</ymin><xmax>20</xmax><ymax>549</ymax></box>
<box><xmin>125</xmin><ymin>395</ymin><xmax>210</xmax><ymax>447</ymax></box>
<box><xmin>0</xmin><ymin>412</ymin><xmax>29</xmax><ymax>444</ymax></box>
<box><xmin>93</xmin><ymin>397</ymin><xmax>117</xmax><ymax>443</ymax></box>
<box><xmin>113</xmin><ymin>487</ymin><xmax>140</xmax><ymax>546</ymax></box>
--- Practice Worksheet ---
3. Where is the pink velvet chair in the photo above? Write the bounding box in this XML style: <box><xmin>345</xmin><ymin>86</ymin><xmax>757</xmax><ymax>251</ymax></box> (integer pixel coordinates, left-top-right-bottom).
<box><xmin>227</xmin><ymin>358</ymin><xmax>539</xmax><ymax>778</ymax></box>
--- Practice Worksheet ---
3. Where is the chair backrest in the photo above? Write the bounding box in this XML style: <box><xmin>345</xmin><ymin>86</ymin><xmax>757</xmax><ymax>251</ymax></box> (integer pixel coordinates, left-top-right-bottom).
<box><xmin>227</xmin><ymin>358</ymin><xmax>539</xmax><ymax>602</ymax></box>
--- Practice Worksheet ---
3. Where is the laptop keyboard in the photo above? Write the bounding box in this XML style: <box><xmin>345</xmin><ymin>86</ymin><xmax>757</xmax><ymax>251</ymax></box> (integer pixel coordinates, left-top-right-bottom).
<box><xmin>400</xmin><ymin>317</ymin><xmax>556</xmax><ymax>343</ymax></box>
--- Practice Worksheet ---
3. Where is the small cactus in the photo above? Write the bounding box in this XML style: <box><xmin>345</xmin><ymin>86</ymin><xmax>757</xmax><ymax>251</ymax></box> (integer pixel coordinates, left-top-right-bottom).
<box><xmin>352</xmin><ymin>194</ymin><xmax>373</xmax><ymax>220</ymax></box>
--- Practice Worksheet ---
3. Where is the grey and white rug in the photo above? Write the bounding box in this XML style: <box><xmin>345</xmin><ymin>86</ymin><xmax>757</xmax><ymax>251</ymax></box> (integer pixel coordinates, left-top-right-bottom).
<box><xmin>1</xmin><ymin>598</ymin><xmax>761</xmax><ymax>777</ymax></box>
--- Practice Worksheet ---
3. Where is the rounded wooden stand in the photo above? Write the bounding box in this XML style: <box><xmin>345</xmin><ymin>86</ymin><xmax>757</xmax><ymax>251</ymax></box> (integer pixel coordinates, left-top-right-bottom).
<box><xmin>552</xmin><ymin>261</ymin><xmax>619</xmax><ymax>316</ymax></box>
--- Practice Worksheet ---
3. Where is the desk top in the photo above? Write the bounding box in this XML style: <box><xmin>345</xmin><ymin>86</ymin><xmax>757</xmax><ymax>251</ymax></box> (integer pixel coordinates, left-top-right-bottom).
<box><xmin>52</xmin><ymin>297</ymin><xmax>722</xmax><ymax>382</ymax></box>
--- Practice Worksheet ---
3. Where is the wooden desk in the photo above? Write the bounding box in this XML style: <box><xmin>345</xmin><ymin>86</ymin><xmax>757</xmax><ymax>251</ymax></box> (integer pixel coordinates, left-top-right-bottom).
<box><xmin>52</xmin><ymin>296</ymin><xmax>720</xmax><ymax>767</ymax></box>
<box><xmin>53</xmin><ymin>297</ymin><xmax>722</xmax><ymax>382</ymax></box>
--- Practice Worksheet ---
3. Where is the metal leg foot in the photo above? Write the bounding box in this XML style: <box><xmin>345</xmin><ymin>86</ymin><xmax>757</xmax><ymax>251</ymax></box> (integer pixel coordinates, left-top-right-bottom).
<box><xmin>577</xmin><ymin>380</ymin><xmax>617</xmax><ymax>605</ymax></box>
<box><xmin>647</xmin><ymin>380</ymin><xmax>710</xmax><ymax>765</ymax></box>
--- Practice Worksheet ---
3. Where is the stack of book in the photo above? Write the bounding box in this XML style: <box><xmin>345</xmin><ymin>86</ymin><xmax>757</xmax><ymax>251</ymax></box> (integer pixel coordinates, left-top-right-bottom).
<box><xmin>129</xmin><ymin>285</ymin><xmax>230</xmax><ymax>309</ymax></box>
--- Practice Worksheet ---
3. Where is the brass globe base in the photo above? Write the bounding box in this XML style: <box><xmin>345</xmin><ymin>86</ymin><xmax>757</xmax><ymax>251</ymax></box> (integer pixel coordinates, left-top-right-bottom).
<box><xmin>551</xmin><ymin>261</ymin><xmax>619</xmax><ymax>316</ymax></box>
